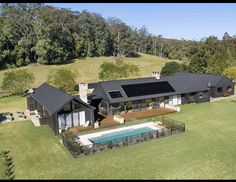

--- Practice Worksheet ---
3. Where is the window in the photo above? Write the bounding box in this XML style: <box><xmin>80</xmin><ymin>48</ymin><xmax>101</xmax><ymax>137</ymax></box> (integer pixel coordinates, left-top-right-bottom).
<box><xmin>108</xmin><ymin>91</ymin><xmax>123</xmax><ymax>98</ymax></box>
<box><xmin>217</xmin><ymin>87</ymin><xmax>223</xmax><ymax>93</ymax></box>
<box><xmin>199</xmin><ymin>92</ymin><xmax>204</xmax><ymax>99</ymax></box>
<box><xmin>227</xmin><ymin>86</ymin><xmax>232</xmax><ymax>92</ymax></box>
<box><xmin>64</xmin><ymin>103</ymin><xmax>71</xmax><ymax>111</ymax></box>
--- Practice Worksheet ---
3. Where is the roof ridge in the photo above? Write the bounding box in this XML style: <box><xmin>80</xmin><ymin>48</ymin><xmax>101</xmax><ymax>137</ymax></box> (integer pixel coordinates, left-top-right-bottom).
<box><xmin>40</xmin><ymin>82</ymin><xmax>73</xmax><ymax>97</ymax></box>
<box><xmin>99</xmin><ymin>76</ymin><xmax>155</xmax><ymax>83</ymax></box>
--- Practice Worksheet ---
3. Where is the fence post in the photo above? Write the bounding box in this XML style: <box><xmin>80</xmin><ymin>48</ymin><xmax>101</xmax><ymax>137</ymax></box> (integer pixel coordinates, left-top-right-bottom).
<box><xmin>156</xmin><ymin>130</ymin><xmax>158</xmax><ymax>138</ymax></box>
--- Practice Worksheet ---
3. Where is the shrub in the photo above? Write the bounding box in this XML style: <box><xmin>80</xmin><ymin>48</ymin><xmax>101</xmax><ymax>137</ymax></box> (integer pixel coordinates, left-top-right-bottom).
<box><xmin>0</xmin><ymin>150</ymin><xmax>15</xmax><ymax>180</ymax></box>
<box><xmin>1</xmin><ymin>69</ymin><xmax>35</xmax><ymax>95</ymax></box>
<box><xmin>61</xmin><ymin>131</ymin><xmax>84</xmax><ymax>157</ymax></box>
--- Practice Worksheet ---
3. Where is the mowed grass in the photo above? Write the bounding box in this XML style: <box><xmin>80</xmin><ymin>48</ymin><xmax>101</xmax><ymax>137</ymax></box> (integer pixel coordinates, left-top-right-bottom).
<box><xmin>1</xmin><ymin>99</ymin><xmax>236</xmax><ymax>179</ymax></box>
<box><xmin>0</xmin><ymin>95</ymin><xmax>26</xmax><ymax>113</ymax></box>
<box><xmin>0</xmin><ymin>53</ymin><xmax>171</xmax><ymax>88</ymax></box>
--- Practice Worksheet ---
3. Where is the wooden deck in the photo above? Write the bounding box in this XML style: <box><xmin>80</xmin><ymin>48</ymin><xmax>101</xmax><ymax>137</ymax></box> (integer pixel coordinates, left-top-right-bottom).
<box><xmin>68</xmin><ymin>107</ymin><xmax>176</xmax><ymax>134</ymax></box>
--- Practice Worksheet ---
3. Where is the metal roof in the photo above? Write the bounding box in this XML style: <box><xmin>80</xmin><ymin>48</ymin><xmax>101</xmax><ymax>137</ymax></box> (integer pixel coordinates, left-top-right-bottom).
<box><xmin>90</xmin><ymin>72</ymin><xmax>233</xmax><ymax>104</ymax></box>
<box><xmin>31</xmin><ymin>83</ymin><xmax>94</xmax><ymax>115</ymax></box>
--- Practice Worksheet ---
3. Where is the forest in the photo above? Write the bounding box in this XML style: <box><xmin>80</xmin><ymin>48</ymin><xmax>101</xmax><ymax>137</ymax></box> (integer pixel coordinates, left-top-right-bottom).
<box><xmin>1</xmin><ymin>3</ymin><xmax>236</xmax><ymax>75</ymax></box>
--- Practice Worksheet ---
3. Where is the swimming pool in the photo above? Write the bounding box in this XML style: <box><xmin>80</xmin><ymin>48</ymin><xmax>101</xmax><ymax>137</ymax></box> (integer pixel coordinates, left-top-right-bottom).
<box><xmin>89</xmin><ymin>127</ymin><xmax>154</xmax><ymax>144</ymax></box>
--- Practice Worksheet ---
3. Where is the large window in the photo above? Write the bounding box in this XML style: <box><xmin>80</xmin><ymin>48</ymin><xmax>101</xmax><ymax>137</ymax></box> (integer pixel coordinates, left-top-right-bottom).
<box><xmin>227</xmin><ymin>86</ymin><xmax>232</xmax><ymax>92</ymax></box>
<box><xmin>217</xmin><ymin>87</ymin><xmax>223</xmax><ymax>93</ymax></box>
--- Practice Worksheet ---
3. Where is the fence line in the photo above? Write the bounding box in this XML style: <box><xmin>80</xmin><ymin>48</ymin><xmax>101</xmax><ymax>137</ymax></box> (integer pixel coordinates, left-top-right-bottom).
<box><xmin>62</xmin><ymin>117</ymin><xmax>185</xmax><ymax>158</ymax></box>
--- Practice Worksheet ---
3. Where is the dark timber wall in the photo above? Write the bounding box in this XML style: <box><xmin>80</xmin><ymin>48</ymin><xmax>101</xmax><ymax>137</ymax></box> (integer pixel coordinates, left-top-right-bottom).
<box><xmin>181</xmin><ymin>90</ymin><xmax>210</xmax><ymax>104</ymax></box>
<box><xmin>209</xmin><ymin>79</ymin><xmax>235</xmax><ymax>98</ymax></box>
<box><xmin>27</xmin><ymin>96</ymin><xmax>95</xmax><ymax>135</ymax></box>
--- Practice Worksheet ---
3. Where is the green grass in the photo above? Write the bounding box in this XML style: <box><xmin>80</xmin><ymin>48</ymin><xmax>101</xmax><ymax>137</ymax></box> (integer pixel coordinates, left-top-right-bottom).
<box><xmin>1</xmin><ymin>99</ymin><xmax>236</xmax><ymax>179</ymax></box>
<box><xmin>0</xmin><ymin>95</ymin><xmax>26</xmax><ymax>113</ymax></box>
<box><xmin>0</xmin><ymin>53</ymin><xmax>171</xmax><ymax>88</ymax></box>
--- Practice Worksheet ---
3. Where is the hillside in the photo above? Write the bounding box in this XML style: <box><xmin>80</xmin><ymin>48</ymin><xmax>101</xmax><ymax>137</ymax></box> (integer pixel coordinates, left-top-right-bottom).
<box><xmin>0</xmin><ymin>53</ymin><xmax>172</xmax><ymax>88</ymax></box>
<box><xmin>0</xmin><ymin>53</ymin><xmax>172</xmax><ymax>113</ymax></box>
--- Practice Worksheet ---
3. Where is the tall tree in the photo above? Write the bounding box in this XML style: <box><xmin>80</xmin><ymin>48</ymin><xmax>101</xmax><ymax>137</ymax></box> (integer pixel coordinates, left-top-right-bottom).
<box><xmin>160</xmin><ymin>61</ymin><xmax>182</xmax><ymax>76</ymax></box>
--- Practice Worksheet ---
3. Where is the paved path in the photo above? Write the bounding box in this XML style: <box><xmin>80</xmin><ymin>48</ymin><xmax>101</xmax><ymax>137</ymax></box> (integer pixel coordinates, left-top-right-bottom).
<box><xmin>210</xmin><ymin>94</ymin><xmax>236</xmax><ymax>102</ymax></box>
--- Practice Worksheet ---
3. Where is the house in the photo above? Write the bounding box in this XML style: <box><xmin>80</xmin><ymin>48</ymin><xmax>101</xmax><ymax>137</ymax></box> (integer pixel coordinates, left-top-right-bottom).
<box><xmin>88</xmin><ymin>72</ymin><xmax>235</xmax><ymax>116</ymax></box>
<box><xmin>27</xmin><ymin>83</ymin><xmax>95</xmax><ymax>135</ymax></box>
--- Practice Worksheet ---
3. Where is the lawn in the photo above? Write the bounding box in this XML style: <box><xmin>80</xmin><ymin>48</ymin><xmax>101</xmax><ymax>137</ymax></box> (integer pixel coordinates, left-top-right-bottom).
<box><xmin>1</xmin><ymin>99</ymin><xmax>236</xmax><ymax>179</ymax></box>
<box><xmin>0</xmin><ymin>95</ymin><xmax>26</xmax><ymax>113</ymax></box>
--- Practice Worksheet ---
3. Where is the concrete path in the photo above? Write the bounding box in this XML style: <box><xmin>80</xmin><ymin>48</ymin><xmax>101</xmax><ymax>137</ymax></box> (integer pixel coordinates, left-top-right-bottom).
<box><xmin>29</xmin><ymin>116</ymin><xmax>41</xmax><ymax>127</ymax></box>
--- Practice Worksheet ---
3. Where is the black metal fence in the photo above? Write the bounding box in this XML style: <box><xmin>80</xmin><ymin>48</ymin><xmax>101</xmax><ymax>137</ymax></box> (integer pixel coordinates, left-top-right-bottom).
<box><xmin>62</xmin><ymin>117</ymin><xmax>185</xmax><ymax>158</ymax></box>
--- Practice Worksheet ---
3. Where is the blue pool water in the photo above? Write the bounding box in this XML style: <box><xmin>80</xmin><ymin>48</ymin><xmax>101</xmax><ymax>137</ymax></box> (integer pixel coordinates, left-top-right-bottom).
<box><xmin>89</xmin><ymin>127</ymin><xmax>153</xmax><ymax>144</ymax></box>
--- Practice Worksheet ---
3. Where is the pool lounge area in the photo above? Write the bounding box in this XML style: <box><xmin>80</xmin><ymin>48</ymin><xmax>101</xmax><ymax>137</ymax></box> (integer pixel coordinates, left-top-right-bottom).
<box><xmin>77</xmin><ymin>122</ymin><xmax>164</xmax><ymax>148</ymax></box>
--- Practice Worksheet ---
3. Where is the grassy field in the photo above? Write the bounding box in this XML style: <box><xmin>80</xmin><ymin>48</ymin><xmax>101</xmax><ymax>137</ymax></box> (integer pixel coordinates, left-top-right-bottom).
<box><xmin>1</xmin><ymin>99</ymin><xmax>236</xmax><ymax>179</ymax></box>
<box><xmin>0</xmin><ymin>53</ymin><xmax>171</xmax><ymax>88</ymax></box>
<box><xmin>0</xmin><ymin>95</ymin><xmax>27</xmax><ymax>113</ymax></box>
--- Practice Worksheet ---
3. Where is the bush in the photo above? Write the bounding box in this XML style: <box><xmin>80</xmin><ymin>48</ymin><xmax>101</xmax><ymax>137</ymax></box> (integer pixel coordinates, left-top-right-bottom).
<box><xmin>47</xmin><ymin>69</ymin><xmax>76</xmax><ymax>93</ymax></box>
<box><xmin>160</xmin><ymin>61</ymin><xmax>182</xmax><ymax>76</ymax></box>
<box><xmin>0</xmin><ymin>150</ymin><xmax>15</xmax><ymax>180</ymax></box>
<box><xmin>1</xmin><ymin>69</ymin><xmax>35</xmax><ymax>95</ymax></box>
<box><xmin>61</xmin><ymin>131</ymin><xmax>84</xmax><ymax>158</ymax></box>
<box><xmin>99</xmin><ymin>59</ymin><xmax>140</xmax><ymax>81</ymax></box>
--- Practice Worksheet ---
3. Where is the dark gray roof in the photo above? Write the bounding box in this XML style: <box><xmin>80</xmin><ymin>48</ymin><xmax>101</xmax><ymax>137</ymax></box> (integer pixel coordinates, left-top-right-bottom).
<box><xmin>91</xmin><ymin>72</ymin><xmax>233</xmax><ymax>104</ymax></box>
<box><xmin>32</xmin><ymin>83</ymin><xmax>73</xmax><ymax>114</ymax></box>
<box><xmin>32</xmin><ymin>83</ymin><xmax>94</xmax><ymax>114</ymax></box>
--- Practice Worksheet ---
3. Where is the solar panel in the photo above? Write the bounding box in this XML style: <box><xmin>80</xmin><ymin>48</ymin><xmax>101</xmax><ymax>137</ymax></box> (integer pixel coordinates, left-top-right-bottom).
<box><xmin>121</xmin><ymin>81</ymin><xmax>175</xmax><ymax>97</ymax></box>
<box><xmin>108</xmin><ymin>91</ymin><xmax>123</xmax><ymax>98</ymax></box>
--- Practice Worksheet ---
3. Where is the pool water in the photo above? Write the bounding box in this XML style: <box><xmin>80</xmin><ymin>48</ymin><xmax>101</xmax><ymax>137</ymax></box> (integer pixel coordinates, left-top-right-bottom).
<box><xmin>89</xmin><ymin>127</ymin><xmax>154</xmax><ymax>144</ymax></box>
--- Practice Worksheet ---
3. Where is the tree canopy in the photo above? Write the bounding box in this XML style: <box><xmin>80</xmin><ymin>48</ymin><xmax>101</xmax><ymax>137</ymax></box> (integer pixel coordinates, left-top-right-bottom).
<box><xmin>47</xmin><ymin>68</ymin><xmax>76</xmax><ymax>92</ymax></box>
<box><xmin>0</xmin><ymin>3</ymin><xmax>236</xmax><ymax>78</ymax></box>
<box><xmin>160</xmin><ymin>61</ymin><xmax>182</xmax><ymax>76</ymax></box>
<box><xmin>1</xmin><ymin>69</ymin><xmax>35</xmax><ymax>95</ymax></box>
<box><xmin>99</xmin><ymin>59</ymin><xmax>139</xmax><ymax>81</ymax></box>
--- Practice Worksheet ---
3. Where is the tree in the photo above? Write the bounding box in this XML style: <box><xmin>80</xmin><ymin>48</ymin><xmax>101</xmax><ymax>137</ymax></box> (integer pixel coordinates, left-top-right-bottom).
<box><xmin>223</xmin><ymin>66</ymin><xmax>236</xmax><ymax>81</ymax></box>
<box><xmin>160</xmin><ymin>61</ymin><xmax>182</xmax><ymax>76</ymax></box>
<box><xmin>99</xmin><ymin>59</ymin><xmax>139</xmax><ymax>80</ymax></box>
<box><xmin>107</xmin><ymin>17</ymin><xmax>136</xmax><ymax>57</ymax></box>
<box><xmin>188</xmin><ymin>48</ymin><xmax>208</xmax><ymax>73</ymax></box>
<box><xmin>206</xmin><ymin>50</ymin><xmax>230</xmax><ymax>74</ymax></box>
<box><xmin>47</xmin><ymin>68</ymin><xmax>76</xmax><ymax>92</ymax></box>
<box><xmin>1</xmin><ymin>69</ymin><xmax>35</xmax><ymax>95</ymax></box>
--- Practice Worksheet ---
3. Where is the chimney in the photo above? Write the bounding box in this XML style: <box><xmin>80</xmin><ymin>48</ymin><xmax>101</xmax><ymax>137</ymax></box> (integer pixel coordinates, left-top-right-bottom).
<box><xmin>152</xmin><ymin>71</ymin><xmax>160</xmax><ymax>79</ymax></box>
<box><xmin>79</xmin><ymin>83</ymin><xmax>88</xmax><ymax>103</ymax></box>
